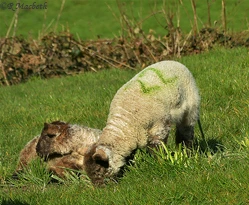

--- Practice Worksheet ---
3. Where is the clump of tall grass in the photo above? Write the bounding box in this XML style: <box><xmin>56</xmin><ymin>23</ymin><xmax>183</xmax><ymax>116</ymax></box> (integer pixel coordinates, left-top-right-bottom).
<box><xmin>151</xmin><ymin>143</ymin><xmax>200</xmax><ymax>167</ymax></box>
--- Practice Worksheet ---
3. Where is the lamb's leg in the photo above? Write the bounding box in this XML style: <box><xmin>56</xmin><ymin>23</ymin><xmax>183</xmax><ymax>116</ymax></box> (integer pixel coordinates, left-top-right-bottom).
<box><xmin>13</xmin><ymin>137</ymin><xmax>39</xmax><ymax>179</ymax></box>
<box><xmin>175</xmin><ymin>124</ymin><xmax>194</xmax><ymax>148</ymax></box>
<box><xmin>48</xmin><ymin>152</ymin><xmax>84</xmax><ymax>178</ymax></box>
<box><xmin>175</xmin><ymin>109</ymin><xmax>198</xmax><ymax>148</ymax></box>
<box><xmin>147</xmin><ymin>119</ymin><xmax>171</xmax><ymax>150</ymax></box>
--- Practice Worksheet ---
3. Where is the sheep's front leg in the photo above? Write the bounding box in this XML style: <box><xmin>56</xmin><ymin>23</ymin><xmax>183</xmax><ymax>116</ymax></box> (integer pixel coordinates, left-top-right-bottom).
<box><xmin>48</xmin><ymin>152</ymin><xmax>84</xmax><ymax>178</ymax></box>
<box><xmin>147</xmin><ymin>119</ymin><xmax>171</xmax><ymax>151</ymax></box>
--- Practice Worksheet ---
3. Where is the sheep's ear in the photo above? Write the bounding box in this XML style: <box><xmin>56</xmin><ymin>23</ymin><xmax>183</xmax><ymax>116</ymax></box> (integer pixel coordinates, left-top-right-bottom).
<box><xmin>42</xmin><ymin>122</ymin><xmax>59</xmax><ymax>138</ymax></box>
<box><xmin>92</xmin><ymin>149</ymin><xmax>109</xmax><ymax>168</ymax></box>
<box><xmin>43</xmin><ymin>123</ymin><xmax>49</xmax><ymax>129</ymax></box>
<box><xmin>93</xmin><ymin>149</ymin><xmax>108</xmax><ymax>161</ymax></box>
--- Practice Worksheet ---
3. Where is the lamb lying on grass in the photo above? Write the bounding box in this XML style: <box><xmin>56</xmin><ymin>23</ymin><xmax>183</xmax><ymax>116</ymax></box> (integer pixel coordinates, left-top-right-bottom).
<box><xmin>84</xmin><ymin>60</ymin><xmax>201</xmax><ymax>185</ymax></box>
<box><xmin>14</xmin><ymin>121</ymin><xmax>101</xmax><ymax>179</ymax></box>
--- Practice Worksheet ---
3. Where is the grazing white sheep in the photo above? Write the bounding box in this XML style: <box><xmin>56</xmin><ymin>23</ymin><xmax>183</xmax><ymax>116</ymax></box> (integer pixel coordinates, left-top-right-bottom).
<box><xmin>84</xmin><ymin>60</ymin><xmax>201</xmax><ymax>185</ymax></box>
<box><xmin>14</xmin><ymin>121</ymin><xmax>101</xmax><ymax>178</ymax></box>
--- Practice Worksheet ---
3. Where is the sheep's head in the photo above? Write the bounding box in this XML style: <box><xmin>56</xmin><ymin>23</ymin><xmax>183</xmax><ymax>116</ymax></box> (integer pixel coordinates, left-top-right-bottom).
<box><xmin>84</xmin><ymin>144</ymin><xmax>111</xmax><ymax>186</ymax></box>
<box><xmin>36</xmin><ymin>121</ymin><xmax>70</xmax><ymax>159</ymax></box>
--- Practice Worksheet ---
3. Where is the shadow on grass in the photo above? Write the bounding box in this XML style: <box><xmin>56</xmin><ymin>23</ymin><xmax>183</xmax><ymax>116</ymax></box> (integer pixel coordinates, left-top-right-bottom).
<box><xmin>1</xmin><ymin>199</ymin><xmax>29</xmax><ymax>205</ymax></box>
<box><xmin>196</xmin><ymin>138</ymin><xmax>224</xmax><ymax>154</ymax></box>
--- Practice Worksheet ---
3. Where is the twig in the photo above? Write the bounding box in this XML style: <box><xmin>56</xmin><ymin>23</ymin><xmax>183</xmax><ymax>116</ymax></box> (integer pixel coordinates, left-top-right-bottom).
<box><xmin>71</xmin><ymin>40</ymin><xmax>134</xmax><ymax>69</ymax></box>
<box><xmin>181</xmin><ymin>30</ymin><xmax>192</xmax><ymax>52</ymax></box>
<box><xmin>0</xmin><ymin>3</ymin><xmax>20</xmax><ymax>86</ymax></box>
<box><xmin>221</xmin><ymin>0</ymin><xmax>227</xmax><ymax>32</ymax></box>
<box><xmin>143</xmin><ymin>43</ymin><xmax>157</xmax><ymax>63</ymax></box>
<box><xmin>121</xmin><ymin>42</ymin><xmax>131</xmax><ymax>60</ymax></box>
<box><xmin>54</xmin><ymin>0</ymin><xmax>66</xmax><ymax>32</ymax></box>
<box><xmin>190</xmin><ymin>0</ymin><xmax>198</xmax><ymax>36</ymax></box>
<box><xmin>12</xmin><ymin>2</ymin><xmax>19</xmax><ymax>37</ymax></box>
<box><xmin>92</xmin><ymin>48</ymin><xmax>134</xmax><ymax>69</ymax></box>
<box><xmin>132</xmin><ymin>46</ymin><xmax>142</xmax><ymax>65</ymax></box>
<box><xmin>207</xmin><ymin>0</ymin><xmax>212</xmax><ymax>27</ymax></box>
<box><xmin>0</xmin><ymin>60</ymin><xmax>9</xmax><ymax>86</ymax></box>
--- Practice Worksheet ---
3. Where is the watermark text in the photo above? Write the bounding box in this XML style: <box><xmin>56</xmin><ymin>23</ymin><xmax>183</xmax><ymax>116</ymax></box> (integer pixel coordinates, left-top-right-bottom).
<box><xmin>0</xmin><ymin>2</ymin><xmax>47</xmax><ymax>11</ymax></box>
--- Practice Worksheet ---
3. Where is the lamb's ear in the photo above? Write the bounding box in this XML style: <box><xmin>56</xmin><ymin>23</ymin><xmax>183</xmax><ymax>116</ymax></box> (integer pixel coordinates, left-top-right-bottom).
<box><xmin>93</xmin><ymin>149</ymin><xmax>108</xmax><ymax>161</ymax></box>
<box><xmin>42</xmin><ymin>122</ymin><xmax>59</xmax><ymax>138</ymax></box>
<box><xmin>43</xmin><ymin>123</ymin><xmax>49</xmax><ymax>129</ymax></box>
<box><xmin>92</xmin><ymin>148</ymin><xmax>109</xmax><ymax>168</ymax></box>
<box><xmin>41</xmin><ymin>123</ymin><xmax>50</xmax><ymax>135</ymax></box>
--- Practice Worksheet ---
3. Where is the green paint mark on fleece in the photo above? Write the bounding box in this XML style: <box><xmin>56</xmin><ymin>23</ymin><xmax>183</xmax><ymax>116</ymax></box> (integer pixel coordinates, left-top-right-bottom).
<box><xmin>138</xmin><ymin>80</ymin><xmax>161</xmax><ymax>94</ymax></box>
<box><xmin>138</xmin><ymin>67</ymin><xmax>178</xmax><ymax>94</ymax></box>
<box><xmin>149</xmin><ymin>68</ymin><xmax>178</xmax><ymax>85</ymax></box>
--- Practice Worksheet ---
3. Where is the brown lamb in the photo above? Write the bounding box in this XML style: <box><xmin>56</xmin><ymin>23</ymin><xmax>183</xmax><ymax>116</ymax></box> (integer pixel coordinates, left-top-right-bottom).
<box><xmin>14</xmin><ymin>121</ymin><xmax>101</xmax><ymax>178</ymax></box>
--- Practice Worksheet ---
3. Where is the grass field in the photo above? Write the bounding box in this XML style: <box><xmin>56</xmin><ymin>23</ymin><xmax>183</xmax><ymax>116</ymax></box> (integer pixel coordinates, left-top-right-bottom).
<box><xmin>0</xmin><ymin>47</ymin><xmax>248</xmax><ymax>204</ymax></box>
<box><xmin>0</xmin><ymin>0</ymin><xmax>249</xmax><ymax>39</ymax></box>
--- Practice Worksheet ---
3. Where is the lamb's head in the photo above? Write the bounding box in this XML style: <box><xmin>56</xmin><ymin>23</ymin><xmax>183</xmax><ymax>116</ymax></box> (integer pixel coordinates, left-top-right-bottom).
<box><xmin>36</xmin><ymin>121</ymin><xmax>70</xmax><ymax>159</ymax></box>
<box><xmin>84</xmin><ymin>144</ymin><xmax>112</xmax><ymax>186</ymax></box>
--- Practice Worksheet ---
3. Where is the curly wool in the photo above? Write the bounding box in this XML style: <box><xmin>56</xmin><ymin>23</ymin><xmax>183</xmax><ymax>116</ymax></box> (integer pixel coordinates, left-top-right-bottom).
<box><xmin>84</xmin><ymin>60</ymin><xmax>200</xmax><ymax>184</ymax></box>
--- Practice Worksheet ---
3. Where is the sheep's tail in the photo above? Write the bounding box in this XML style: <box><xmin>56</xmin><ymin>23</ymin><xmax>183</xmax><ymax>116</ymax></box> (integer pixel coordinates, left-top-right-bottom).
<box><xmin>197</xmin><ymin>119</ymin><xmax>205</xmax><ymax>140</ymax></box>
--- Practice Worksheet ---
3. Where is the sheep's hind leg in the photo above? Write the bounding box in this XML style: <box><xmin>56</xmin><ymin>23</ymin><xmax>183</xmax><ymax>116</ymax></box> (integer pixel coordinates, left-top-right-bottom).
<box><xmin>175</xmin><ymin>110</ymin><xmax>197</xmax><ymax>148</ymax></box>
<box><xmin>175</xmin><ymin>124</ymin><xmax>194</xmax><ymax>148</ymax></box>
<box><xmin>175</xmin><ymin>99</ymin><xmax>200</xmax><ymax>148</ymax></box>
